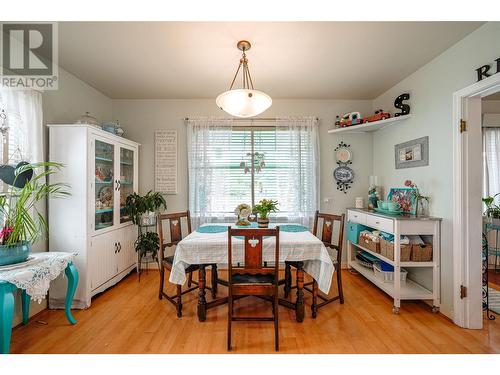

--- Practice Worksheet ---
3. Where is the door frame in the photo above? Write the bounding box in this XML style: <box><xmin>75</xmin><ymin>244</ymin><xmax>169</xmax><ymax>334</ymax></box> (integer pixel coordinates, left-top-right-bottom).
<box><xmin>452</xmin><ymin>73</ymin><xmax>500</xmax><ymax>328</ymax></box>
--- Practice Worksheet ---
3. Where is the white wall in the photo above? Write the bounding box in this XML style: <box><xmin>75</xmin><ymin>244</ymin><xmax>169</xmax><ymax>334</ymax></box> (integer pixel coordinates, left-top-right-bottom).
<box><xmin>482</xmin><ymin>100</ymin><xmax>500</xmax><ymax>114</ymax></box>
<box><xmin>11</xmin><ymin>67</ymin><xmax>113</xmax><ymax>327</ymax></box>
<box><xmin>371</xmin><ymin>22</ymin><xmax>500</xmax><ymax>318</ymax></box>
<box><xmin>112</xmin><ymin>98</ymin><xmax>373</xmax><ymax>240</ymax></box>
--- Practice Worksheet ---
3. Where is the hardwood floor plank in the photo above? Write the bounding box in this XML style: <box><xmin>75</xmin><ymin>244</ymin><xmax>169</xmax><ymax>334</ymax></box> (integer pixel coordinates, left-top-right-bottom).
<box><xmin>9</xmin><ymin>269</ymin><xmax>500</xmax><ymax>354</ymax></box>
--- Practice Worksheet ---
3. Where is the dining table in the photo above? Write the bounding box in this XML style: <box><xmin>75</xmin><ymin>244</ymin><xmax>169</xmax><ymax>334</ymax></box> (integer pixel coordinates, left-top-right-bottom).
<box><xmin>168</xmin><ymin>222</ymin><xmax>334</xmax><ymax>322</ymax></box>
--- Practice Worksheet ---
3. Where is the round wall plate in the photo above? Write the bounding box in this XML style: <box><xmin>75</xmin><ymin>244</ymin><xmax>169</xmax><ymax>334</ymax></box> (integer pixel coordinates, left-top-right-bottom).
<box><xmin>336</xmin><ymin>148</ymin><xmax>352</xmax><ymax>163</ymax></box>
<box><xmin>333</xmin><ymin>166</ymin><xmax>354</xmax><ymax>182</ymax></box>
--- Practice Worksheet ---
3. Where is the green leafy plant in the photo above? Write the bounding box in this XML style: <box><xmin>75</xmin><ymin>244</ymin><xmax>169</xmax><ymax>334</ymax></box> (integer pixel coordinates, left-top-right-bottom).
<box><xmin>483</xmin><ymin>193</ymin><xmax>500</xmax><ymax>218</ymax></box>
<box><xmin>134</xmin><ymin>231</ymin><xmax>160</xmax><ymax>261</ymax></box>
<box><xmin>252</xmin><ymin>199</ymin><xmax>279</xmax><ymax>220</ymax></box>
<box><xmin>125</xmin><ymin>191</ymin><xmax>167</xmax><ymax>225</ymax></box>
<box><xmin>0</xmin><ymin>162</ymin><xmax>70</xmax><ymax>246</ymax></box>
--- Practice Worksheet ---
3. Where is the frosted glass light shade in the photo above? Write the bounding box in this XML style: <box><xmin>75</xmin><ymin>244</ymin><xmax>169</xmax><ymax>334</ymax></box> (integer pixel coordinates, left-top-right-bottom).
<box><xmin>216</xmin><ymin>89</ymin><xmax>272</xmax><ymax>118</ymax></box>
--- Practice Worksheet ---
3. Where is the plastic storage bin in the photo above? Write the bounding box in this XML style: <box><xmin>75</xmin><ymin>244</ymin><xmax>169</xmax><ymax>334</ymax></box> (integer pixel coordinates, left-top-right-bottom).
<box><xmin>347</xmin><ymin>221</ymin><xmax>368</xmax><ymax>245</ymax></box>
<box><xmin>373</xmin><ymin>263</ymin><xmax>408</xmax><ymax>284</ymax></box>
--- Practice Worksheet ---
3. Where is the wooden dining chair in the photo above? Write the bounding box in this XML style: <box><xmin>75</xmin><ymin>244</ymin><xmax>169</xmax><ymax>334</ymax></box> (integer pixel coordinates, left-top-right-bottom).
<box><xmin>227</xmin><ymin>227</ymin><xmax>280</xmax><ymax>351</ymax></box>
<box><xmin>284</xmin><ymin>211</ymin><xmax>345</xmax><ymax>318</ymax></box>
<box><xmin>157</xmin><ymin>211</ymin><xmax>218</xmax><ymax>317</ymax></box>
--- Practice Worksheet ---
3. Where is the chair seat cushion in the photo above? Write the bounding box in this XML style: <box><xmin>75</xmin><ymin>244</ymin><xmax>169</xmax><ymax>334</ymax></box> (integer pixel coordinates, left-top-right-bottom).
<box><xmin>162</xmin><ymin>256</ymin><xmax>201</xmax><ymax>273</ymax></box>
<box><xmin>162</xmin><ymin>255</ymin><xmax>175</xmax><ymax>265</ymax></box>
<box><xmin>232</xmin><ymin>273</ymin><xmax>275</xmax><ymax>284</ymax></box>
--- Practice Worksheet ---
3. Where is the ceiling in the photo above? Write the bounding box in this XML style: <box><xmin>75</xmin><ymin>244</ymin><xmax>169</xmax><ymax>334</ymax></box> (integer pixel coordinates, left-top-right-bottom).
<box><xmin>58</xmin><ymin>22</ymin><xmax>483</xmax><ymax>100</ymax></box>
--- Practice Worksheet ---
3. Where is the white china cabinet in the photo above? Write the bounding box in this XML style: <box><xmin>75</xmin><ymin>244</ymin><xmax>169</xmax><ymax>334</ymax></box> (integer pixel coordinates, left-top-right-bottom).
<box><xmin>47</xmin><ymin>124</ymin><xmax>139</xmax><ymax>309</ymax></box>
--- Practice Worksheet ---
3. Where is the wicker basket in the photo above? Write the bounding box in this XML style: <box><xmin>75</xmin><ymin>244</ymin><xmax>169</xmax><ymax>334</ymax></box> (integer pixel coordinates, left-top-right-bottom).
<box><xmin>380</xmin><ymin>238</ymin><xmax>411</xmax><ymax>261</ymax></box>
<box><xmin>358</xmin><ymin>232</ymin><xmax>380</xmax><ymax>253</ymax></box>
<box><xmin>410</xmin><ymin>243</ymin><xmax>433</xmax><ymax>262</ymax></box>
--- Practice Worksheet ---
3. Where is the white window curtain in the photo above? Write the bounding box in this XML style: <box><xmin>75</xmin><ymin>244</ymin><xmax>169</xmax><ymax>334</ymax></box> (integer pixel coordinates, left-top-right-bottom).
<box><xmin>274</xmin><ymin>117</ymin><xmax>320</xmax><ymax>227</ymax></box>
<box><xmin>187</xmin><ymin>117</ymin><xmax>236</xmax><ymax>228</ymax></box>
<box><xmin>483</xmin><ymin>127</ymin><xmax>500</xmax><ymax>205</ymax></box>
<box><xmin>187</xmin><ymin>116</ymin><xmax>319</xmax><ymax>228</ymax></box>
<box><xmin>0</xmin><ymin>89</ymin><xmax>44</xmax><ymax>165</ymax></box>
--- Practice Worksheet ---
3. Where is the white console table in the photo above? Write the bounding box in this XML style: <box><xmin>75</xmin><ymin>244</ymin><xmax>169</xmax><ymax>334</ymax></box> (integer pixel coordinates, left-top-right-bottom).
<box><xmin>346</xmin><ymin>208</ymin><xmax>441</xmax><ymax>314</ymax></box>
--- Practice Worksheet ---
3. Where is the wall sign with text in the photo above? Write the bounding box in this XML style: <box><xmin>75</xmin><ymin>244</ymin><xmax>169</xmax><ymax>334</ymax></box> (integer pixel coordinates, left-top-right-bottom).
<box><xmin>155</xmin><ymin>130</ymin><xmax>178</xmax><ymax>194</ymax></box>
<box><xmin>476</xmin><ymin>57</ymin><xmax>500</xmax><ymax>82</ymax></box>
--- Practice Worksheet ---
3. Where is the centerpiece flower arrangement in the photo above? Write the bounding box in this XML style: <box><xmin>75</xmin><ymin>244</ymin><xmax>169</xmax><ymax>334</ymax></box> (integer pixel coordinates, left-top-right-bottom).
<box><xmin>252</xmin><ymin>199</ymin><xmax>279</xmax><ymax>228</ymax></box>
<box><xmin>404</xmin><ymin>180</ymin><xmax>430</xmax><ymax>216</ymax></box>
<box><xmin>234</xmin><ymin>203</ymin><xmax>252</xmax><ymax>226</ymax></box>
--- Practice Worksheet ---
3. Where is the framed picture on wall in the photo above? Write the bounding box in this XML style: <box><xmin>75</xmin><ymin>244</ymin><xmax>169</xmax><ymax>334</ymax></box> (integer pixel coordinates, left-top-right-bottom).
<box><xmin>394</xmin><ymin>136</ymin><xmax>429</xmax><ymax>169</ymax></box>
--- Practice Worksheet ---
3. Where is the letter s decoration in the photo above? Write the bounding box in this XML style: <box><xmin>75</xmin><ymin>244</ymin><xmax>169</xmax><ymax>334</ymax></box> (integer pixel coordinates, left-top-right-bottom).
<box><xmin>394</xmin><ymin>93</ymin><xmax>410</xmax><ymax>117</ymax></box>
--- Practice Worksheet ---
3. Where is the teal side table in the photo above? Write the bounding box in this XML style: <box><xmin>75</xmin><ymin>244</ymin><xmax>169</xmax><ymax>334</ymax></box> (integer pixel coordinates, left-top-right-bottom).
<box><xmin>0</xmin><ymin>261</ymin><xmax>78</xmax><ymax>354</ymax></box>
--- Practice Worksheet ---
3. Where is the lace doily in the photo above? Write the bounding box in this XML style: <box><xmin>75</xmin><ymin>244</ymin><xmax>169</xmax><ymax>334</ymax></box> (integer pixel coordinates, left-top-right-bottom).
<box><xmin>0</xmin><ymin>252</ymin><xmax>76</xmax><ymax>303</ymax></box>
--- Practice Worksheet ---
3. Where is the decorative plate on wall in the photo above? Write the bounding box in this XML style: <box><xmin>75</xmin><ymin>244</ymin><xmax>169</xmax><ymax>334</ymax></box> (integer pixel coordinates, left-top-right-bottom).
<box><xmin>334</xmin><ymin>141</ymin><xmax>354</xmax><ymax>193</ymax></box>
<box><xmin>335</xmin><ymin>148</ymin><xmax>352</xmax><ymax>163</ymax></box>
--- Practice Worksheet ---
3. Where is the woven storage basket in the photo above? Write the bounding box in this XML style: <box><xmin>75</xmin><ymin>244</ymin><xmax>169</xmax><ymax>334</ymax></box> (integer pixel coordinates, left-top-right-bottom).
<box><xmin>358</xmin><ymin>232</ymin><xmax>380</xmax><ymax>253</ymax></box>
<box><xmin>410</xmin><ymin>243</ymin><xmax>433</xmax><ymax>261</ymax></box>
<box><xmin>380</xmin><ymin>238</ymin><xmax>411</xmax><ymax>261</ymax></box>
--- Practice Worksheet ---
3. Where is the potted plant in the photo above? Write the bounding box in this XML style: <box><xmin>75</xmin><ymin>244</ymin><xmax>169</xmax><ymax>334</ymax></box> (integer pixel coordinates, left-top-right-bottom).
<box><xmin>134</xmin><ymin>231</ymin><xmax>160</xmax><ymax>261</ymax></box>
<box><xmin>252</xmin><ymin>199</ymin><xmax>279</xmax><ymax>228</ymax></box>
<box><xmin>483</xmin><ymin>194</ymin><xmax>500</xmax><ymax>221</ymax></box>
<box><xmin>125</xmin><ymin>191</ymin><xmax>167</xmax><ymax>226</ymax></box>
<box><xmin>0</xmin><ymin>162</ymin><xmax>69</xmax><ymax>266</ymax></box>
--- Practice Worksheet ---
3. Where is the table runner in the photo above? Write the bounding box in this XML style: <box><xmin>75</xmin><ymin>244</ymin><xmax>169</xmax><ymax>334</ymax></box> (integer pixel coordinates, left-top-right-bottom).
<box><xmin>169</xmin><ymin>224</ymin><xmax>334</xmax><ymax>294</ymax></box>
<box><xmin>0</xmin><ymin>252</ymin><xmax>76</xmax><ymax>302</ymax></box>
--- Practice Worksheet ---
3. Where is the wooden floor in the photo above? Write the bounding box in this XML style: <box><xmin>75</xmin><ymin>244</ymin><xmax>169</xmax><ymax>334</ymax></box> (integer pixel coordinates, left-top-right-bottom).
<box><xmin>489</xmin><ymin>268</ymin><xmax>500</xmax><ymax>290</ymax></box>
<box><xmin>10</xmin><ymin>269</ymin><xmax>500</xmax><ymax>354</ymax></box>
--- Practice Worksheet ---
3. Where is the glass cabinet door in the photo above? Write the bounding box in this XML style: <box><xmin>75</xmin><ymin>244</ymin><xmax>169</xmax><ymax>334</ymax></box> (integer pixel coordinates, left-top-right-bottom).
<box><xmin>119</xmin><ymin>147</ymin><xmax>135</xmax><ymax>223</ymax></box>
<box><xmin>94</xmin><ymin>139</ymin><xmax>115</xmax><ymax>231</ymax></box>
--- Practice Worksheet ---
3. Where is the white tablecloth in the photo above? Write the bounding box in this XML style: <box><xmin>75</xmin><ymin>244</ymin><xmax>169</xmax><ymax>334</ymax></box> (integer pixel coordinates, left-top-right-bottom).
<box><xmin>169</xmin><ymin>224</ymin><xmax>334</xmax><ymax>294</ymax></box>
<box><xmin>0</xmin><ymin>252</ymin><xmax>76</xmax><ymax>303</ymax></box>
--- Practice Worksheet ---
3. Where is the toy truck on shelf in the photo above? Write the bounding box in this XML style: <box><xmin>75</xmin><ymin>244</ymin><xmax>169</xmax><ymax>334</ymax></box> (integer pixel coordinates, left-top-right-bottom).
<box><xmin>336</xmin><ymin>110</ymin><xmax>391</xmax><ymax>128</ymax></box>
<box><xmin>363</xmin><ymin>109</ymin><xmax>391</xmax><ymax>123</ymax></box>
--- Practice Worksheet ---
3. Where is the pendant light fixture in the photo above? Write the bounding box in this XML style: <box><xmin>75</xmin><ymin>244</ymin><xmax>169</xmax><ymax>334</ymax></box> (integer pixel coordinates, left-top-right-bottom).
<box><xmin>216</xmin><ymin>40</ymin><xmax>272</xmax><ymax>118</ymax></box>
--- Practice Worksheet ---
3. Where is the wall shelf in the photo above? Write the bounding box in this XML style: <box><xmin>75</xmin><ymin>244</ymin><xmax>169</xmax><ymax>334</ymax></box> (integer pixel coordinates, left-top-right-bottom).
<box><xmin>328</xmin><ymin>114</ymin><xmax>412</xmax><ymax>134</ymax></box>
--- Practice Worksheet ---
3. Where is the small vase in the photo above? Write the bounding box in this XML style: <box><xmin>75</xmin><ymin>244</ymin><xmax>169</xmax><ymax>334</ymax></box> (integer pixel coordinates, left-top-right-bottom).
<box><xmin>257</xmin><ymin>217</ymin><xmax>270</xmax><ymax>228</ymax></box>
<box><xmin>416</xmin><ymin>198</ymin><xmax>428</xmax><ymax>217</ymax></box>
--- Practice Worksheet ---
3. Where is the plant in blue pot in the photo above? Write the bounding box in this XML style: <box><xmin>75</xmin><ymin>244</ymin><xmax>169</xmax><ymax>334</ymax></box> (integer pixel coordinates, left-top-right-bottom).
<box><xmin>0</xmin><ymin>162</ymin><xmax>69</xmax><ymax>266</ymax></box>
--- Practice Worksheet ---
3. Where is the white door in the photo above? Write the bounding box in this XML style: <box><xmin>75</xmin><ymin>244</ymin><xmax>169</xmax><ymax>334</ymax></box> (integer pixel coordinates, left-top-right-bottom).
<box><xmin>117</xmin><ymin>226</ymin><xmax>137</xmax><ymax>273</ymax></box>
<box><xmin>453</xmin><ymin>96</ymin><xmax>483</xmax><ymax>328</ymax></box>
<box><xmin>89</xmin><ymin>231</ymin><xmax>118</xmax><ymax>290</ymax></box>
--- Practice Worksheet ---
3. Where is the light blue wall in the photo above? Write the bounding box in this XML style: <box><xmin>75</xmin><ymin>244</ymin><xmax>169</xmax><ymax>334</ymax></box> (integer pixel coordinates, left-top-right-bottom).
<box><xmin>372</xmin><ymin>22</ymin><xmax>500</xmax><ymax>317</ymax></box>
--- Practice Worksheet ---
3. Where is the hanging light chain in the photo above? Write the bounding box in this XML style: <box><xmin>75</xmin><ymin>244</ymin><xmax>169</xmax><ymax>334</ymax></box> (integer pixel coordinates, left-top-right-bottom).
<box><xmin>228</xmin><ymin>47</ymin><xmax>255</xmax><ymax>91</ymax></box>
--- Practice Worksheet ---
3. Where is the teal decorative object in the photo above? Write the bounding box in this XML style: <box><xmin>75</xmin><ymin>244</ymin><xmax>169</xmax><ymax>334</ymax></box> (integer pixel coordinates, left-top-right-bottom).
<box><xmin>347</xmin><ymin>221</ymin><xmax>368</xmax><ymax>244</ymax></box>
<box><xmin>197</xmin><ymin>225</ymin><xmax>228</xmax><ymax>234</ymax></box>
<box><xmin>374</xmin><ymin>207</ymin><xmax>403</xmax><ymax>216</ymax></box>
<box><xmin>279</xmin><ymin>225</ymin><xmax>308</xmax><ymax>233</ymax></box>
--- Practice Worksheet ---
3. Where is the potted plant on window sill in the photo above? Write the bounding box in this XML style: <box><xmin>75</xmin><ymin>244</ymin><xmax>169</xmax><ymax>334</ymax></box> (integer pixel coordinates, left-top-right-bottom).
<box><xmin>253</xmin><ymin>199</ymin><xmax>279</xmax><ymax>228</ymax></box>
<box><xmin>0</xmin><ymin>162</ymin><xmax>69</xmax><ymax>266</ymax></box>
<box><xmin>482</xmin><ymin>194</ymin><xmax>500</xmax><ymax>226</ymax></box>
<box><xmin>125</xmin><ymin>191</ymin><xmax>167</xmax><ymax>227</ymax></box>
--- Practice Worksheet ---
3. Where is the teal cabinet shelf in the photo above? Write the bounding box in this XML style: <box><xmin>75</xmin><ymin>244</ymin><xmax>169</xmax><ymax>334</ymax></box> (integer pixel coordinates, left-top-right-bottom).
<box><xmin>95</xmin><ymin>156</ymin><xmax>113</xmax><ymax>163</ymax></box>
